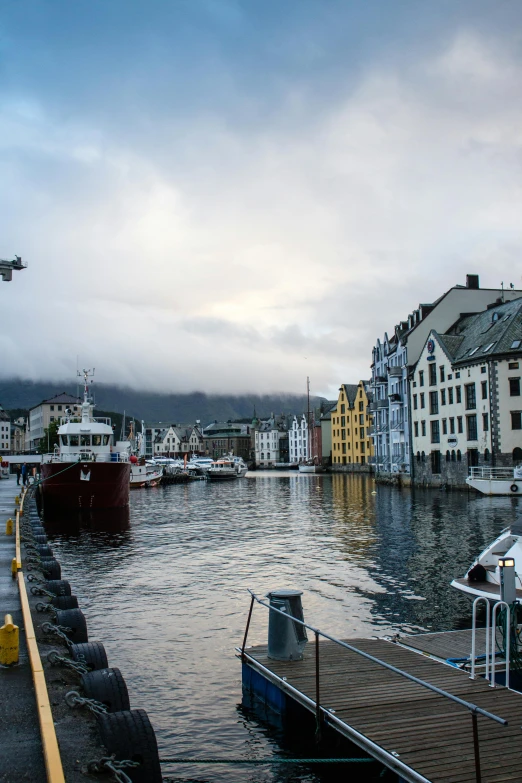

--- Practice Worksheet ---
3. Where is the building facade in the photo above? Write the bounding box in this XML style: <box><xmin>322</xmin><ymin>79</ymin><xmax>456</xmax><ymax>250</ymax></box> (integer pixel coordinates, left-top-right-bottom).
<box><xmin>202</xmin><ymin>421</ymin><xmax>251</xmax><ymax>461</ymax></box>
<box><xmin>331</xmin><ymin>382</ymin><xmax>374</xmax><ymax>468</ymax></box>
<box><xmin>370</xmin><ymin>275</ymin><xmax>522</xmax><ymax>476</ymax></box>
<box><xmin>0</xmin><ymin>405</ymin><xmax>10</xmax><ymax>453</ymax></box>
<box><xmin>411</xmin><ymin>297</ymin><xmax>522</xmax><ymax>487</ymax></box>
<box><xmin>288</xmin><ymin>414</ymin><xmax>308</xmax><ymax>463</ymax></box>
<box><xmin>26</xmin><ymin>393</ymin><xmax>83</xmax><ymax>451</ymax></box>
<box><xmin>253</xmin><ymin>414</ymin><xmax>287</xmax><ymax>467</ymax></box>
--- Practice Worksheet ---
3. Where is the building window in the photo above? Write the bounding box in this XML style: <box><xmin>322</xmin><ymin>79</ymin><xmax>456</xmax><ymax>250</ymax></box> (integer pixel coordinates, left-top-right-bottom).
<box><xmin>481</xmin><ymin>381</ymin><xmax>488</xmax><ymax>400</ymax></box>
<box><xmin>482</xmin><ymin>413</ymin><xmax>489</xmax><ymax>431</ymax></box>
<box><xmin>446</xmin><ymin>450</ymin><xmax>450</xmax><ymax>462</ymax></box>
<box><xmin>50</xmin><ymin>405</ymin><xmax>54</xmax><ymax>411</ymax></box>
<box><xmin>359</xmin><ymin>401</ymin><xmax>364</xmax><ymax>411</ymax></box>
<box><xmin>431</xmin><ymin>420</ymin><xmax>440</xmax><ymax>443</ymax></box>
<box><xmin>449</xmin><ymin>417</ymin><xmax>455</xmax><ymax>434</ymax></box>
<box><xmin>467</xmin><ymin>449</ymin><xmax>479</xmax><ymax>467</ymax></box>
<box><xmin>456</xmin><ymin>386</ymin><xmax>462</xmax><ymax>404</ymax></box>
<box><xmin>467</xmin><ymin>414</ymin><xmax>478</xmax><ymax>441</ymax></box>
<box><xmin>448</xmin><ymin>387</ymin><xmax>454</xmax><ymax>404</ymax></box>
<box><xmin>429</xmin><ymin>364</ymin><xmax>437</xmax><ymax>386</ymax></box>
<box><xmin>429</xmin><ymin>391</ymin><xmax>439</xmax><ymax>415</ymax></box>
<box><xmin>341</xmin><ymin>404</ymin><xmax>345</xmax><ymax>414</ymax></box>
<box><xmin>419</xmin><ymin>370</ymin><xmax>424</xmax><ymax>387</ymax></box>
<box><xmin>341</xmin><ymin>429</ymin><xmax>346</xmax><ymax>440</ymax></box>
<box><xmin>457</xmin><ymin>449</ymin><xmax>462</xmax><ymax>461</ymax></box>
<box><xmin>431</xmin><ymin>450</ymin><xmax>441</xmax><ymax>474</ymax></box>
<box><xmin>360</xmin><ymin>427</ymin><xmax>365</xmax><ymax>438</ymax></box>
<box><xmin>510</xmin><ymin>378</ymin><xmax>520</xmax><ymax>396</ymax></box>
<box><xmin>420</xmin><ymin>393</ymin><xmax>425</xmax><ymax>409</ymax></box>
<box><xmin>481</xmin><ymin>366</ymin><xmax>487</xmax><ymax>374</ymax></box>
<box><xmin>513</xmin><ymin>447</ymin><xmax>522</xmax><ymax>463</ymax></box>
<box><xmin>484</xmin><ymin>448</ymin><xmax>490</xmax><ymax>461</ymax></box>
<box><xmin>359</xmin><ymin>414</ymin><xmax>364</xmax><ymax>425</ymax></box>
<box><xmin>414</xmin><ymin>422</ymin><xmax>419</xmax><ymax>437</ymax></box>
<box><xmin>421</xmin><ymin>421</ymin><xmax>426</xmax><ymax>437</ymax></box>
<box><xmin>342</xmin><ymin>443</ymin><xmax>346</xmax><ymax>454</ymax></box>
<box><xmin>440</xmin><ymin>389</ymin><xmax>446</xmax><ymax>406</ymax></box>
<box><xmin>457</xmin><ymin>416</ymin><xmax>463</xmax><ymax>433</ymax></box>
<box><xmin>442</xmin><ymin>419</ymin><xmax>447</xmax><ymax>435</ymax></box>
<box><xmin>341</xmin><ymin>416</ymin><xmax>346</xmax><ymax>427</ymax></box>
<box><xmin>440</xmin><ymin>366</ymin><xmax>445</xmax><ymax>382</ymax></box>
<box><xmin>509</xmin><ymin>362</ymin><xmax>520</xmax><ymax>370</ymax></box>
<box><xmin>465</xmin><ymin>383</ymin><xmax>476</xmax><ymax>410</ymax></box>
<box><xmin>512</xmin><ymin>411</ymin><xmax>522</xmax><ymax>430</ymax></box>
<box><xmin>413</xmin><ymin>394</ymin><xmax>418</xmax><ymax>410</ymax></box>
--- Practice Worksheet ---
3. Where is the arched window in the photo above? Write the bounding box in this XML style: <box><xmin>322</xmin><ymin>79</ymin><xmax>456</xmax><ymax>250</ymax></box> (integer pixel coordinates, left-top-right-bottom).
<box><xmin>451</xmin><ymin>450</ymin><xmax>456</xmax><ymax>462</ymax></box>
<box><xmin>484</xmin><ymin>448</ymin><xmax>490</xmax><ymax>462</ymax></box>
<box><xmin>421</xmin><ymin>451</ymin><xmax>425</xmax><ymax>463</ymax></box>
<box><xmin>457</xmin><ymin>450</ymin><xmax>462</xmax><ymax>462</ymax></box>
<box><xmin>513</xmin><ymin>447</ymin><xmax>522</xmax><ymax>464</ymax></box>
<box><xmin>416</xmin><ymin>451</ymin><xmax>421</xmax><ymax>463</ymax></box>
<box><xmin>261</xmin><ymin>453</ymin><xmax>264</xmax><ymax>460</ymax></box>
<box><xmin>446</xmin><ymin>450</ymin><xmax>450</xmax><ymax>462</ymax></box>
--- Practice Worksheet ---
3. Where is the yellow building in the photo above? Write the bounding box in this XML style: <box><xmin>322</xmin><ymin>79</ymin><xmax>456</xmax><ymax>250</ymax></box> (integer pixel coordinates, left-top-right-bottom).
<box><xmin>331</xmin><ymin>381</ymin><xmax>374</xmax><ymax>467</ymax></box>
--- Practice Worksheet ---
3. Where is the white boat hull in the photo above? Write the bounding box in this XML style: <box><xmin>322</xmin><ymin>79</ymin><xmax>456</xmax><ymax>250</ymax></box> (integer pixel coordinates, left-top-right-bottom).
<box><xmin>298</xmin><ymin>465</ymin><xmax>324</xmax><ymax>474</ymax></box>
<box><xmin>466</xmin><ymin>477</ymin><xmax>522</xmax><ymax>496</ymax></box>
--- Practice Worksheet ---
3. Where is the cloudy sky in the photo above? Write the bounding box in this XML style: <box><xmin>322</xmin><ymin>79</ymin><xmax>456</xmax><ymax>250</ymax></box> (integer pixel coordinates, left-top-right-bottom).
<box><xmin>1</xmin><ymin>0</ymin><xmax>521</xmax><ymax>397</ymax></box>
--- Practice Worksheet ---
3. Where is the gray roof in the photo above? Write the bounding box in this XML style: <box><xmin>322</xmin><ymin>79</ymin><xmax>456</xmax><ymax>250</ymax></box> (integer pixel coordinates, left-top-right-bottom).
<box><xmin>40</xmin><ymin>392</ymin><xmax>82</xmax><ymax>406</ymax></box>
<box><xmin>436</xmin><ymin>297</ymin><xmax>522</xmax><ymax>365</ymax></box>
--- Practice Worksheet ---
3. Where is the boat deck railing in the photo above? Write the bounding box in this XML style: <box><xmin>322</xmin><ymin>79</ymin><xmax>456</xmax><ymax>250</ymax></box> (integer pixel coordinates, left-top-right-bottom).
<box><xmin>242</xmin><ymin>590</ymin><xmax>508</xmax><ymax>782</ymax></box>
<box><xmin>469</xmin><ymin>466</ymin><xmax>522</xmax><ymax>480</ymax></box>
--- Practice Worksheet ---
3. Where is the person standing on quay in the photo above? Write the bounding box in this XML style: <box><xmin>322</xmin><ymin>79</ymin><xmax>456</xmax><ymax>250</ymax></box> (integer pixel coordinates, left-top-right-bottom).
<box><xmin>21</xmin><ymin>463</ymin><xmax>27</xmax><ymax>486</ymax></box>
<box><xmin>15</xmin><ymin>464</ymin><xmax>21</xmax><ymax>485</ymax></box>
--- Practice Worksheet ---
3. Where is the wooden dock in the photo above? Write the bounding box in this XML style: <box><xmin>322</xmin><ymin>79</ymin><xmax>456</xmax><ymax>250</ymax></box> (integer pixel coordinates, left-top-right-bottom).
<box><xmin>242</xmin><ymin>634</ymin><xmax>522</xmax><ymax>783</ymax></box>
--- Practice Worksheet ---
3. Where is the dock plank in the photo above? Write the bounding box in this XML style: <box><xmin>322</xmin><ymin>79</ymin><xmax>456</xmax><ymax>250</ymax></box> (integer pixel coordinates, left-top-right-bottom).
<box><xmin>244</xmin><ymin>637</ymin><xmax>522</xmax><ymax>783</ymax></box>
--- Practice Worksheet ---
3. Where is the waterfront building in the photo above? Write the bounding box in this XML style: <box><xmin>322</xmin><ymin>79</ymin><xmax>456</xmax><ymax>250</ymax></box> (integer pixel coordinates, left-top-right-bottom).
<box><xmin>288</xmin><ymin>414</ymin><xmax>308</xmax><ymax>463</ymax></box>
<box><xmin>202</xmin><ymin>420</ymin><xmax>251</xmax><ymax>461</ymax></box>
<box><xmin>11</xmin><ymin>418</ymin><xmax>25</xmax><ymax>453</ymax></box>
<box><xmin>370</xmin><ymin>275</ymin><xmax>522</xmax><ymax>477</ymax></box>
<box><xmin>0</xmin><ymin>405</ymin><xmax>10</xmax><ymax>453</ymax></box>
<box><xmin>253</xmin><ymin>413</ymin><xmax>287</xmax><ymax>467</ymax></box>
<box><xmin>330</xmin><ymin>382</ymin><xmax>374</xmax><ymax>468</ymax></box>
<box><xmin>320</xmin><ymin>404</ymin><xmax>336</xmax><ymax>466</ymax></box>
<box><xmin>411</xmin><ymin>296</ymin><xmax>522</xmax><ymax>488</ymax></box>
<box><xmin>151</xmin><ymin>424</ymin><xmax>203</xmax><ymax>458</ymax></box>
<box><xmin>26</xmin><ymin>392</ymin><xmax>83</xmax><ymax>451</ymax></box>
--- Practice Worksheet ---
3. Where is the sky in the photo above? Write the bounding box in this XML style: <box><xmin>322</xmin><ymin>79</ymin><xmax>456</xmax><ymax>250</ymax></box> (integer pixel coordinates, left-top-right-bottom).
<box><xmin>1</xmin><ymin>0</ymin><xmax>522</xmax><ymax>398</ymax></box>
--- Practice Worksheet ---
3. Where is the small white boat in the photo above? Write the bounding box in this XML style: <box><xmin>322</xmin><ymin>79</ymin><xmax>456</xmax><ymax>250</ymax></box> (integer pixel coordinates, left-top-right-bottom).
<box><xmin>231</xmin><ymin>456</ymin><xmax>248</xmax><ymax>476</ymax></box>
<box><xmin>298</xmin><ymin>461</ymin><xmax>324</xmax><ymax>474</ymax></box>
<box><xmin>451</xmin><ymin>520</ymin><xmax>522</xmax><ymax>602</ymax></box>
<box><xmin>207</xmin><ymin>459</ymin><xmax>238</xmax><ymax>481</ymax></box>
<box><xmin>466</xmin><ymin>466</ymin><xmax>522</xmax><ymax>496</ymax></box>
<box><xmin>129</xmin><ymin>458</ymin><xmax>163</xmax><ymax>488</ymax></box>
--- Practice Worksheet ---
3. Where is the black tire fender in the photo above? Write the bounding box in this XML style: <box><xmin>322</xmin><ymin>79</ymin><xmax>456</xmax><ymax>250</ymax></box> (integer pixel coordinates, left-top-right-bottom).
<box><xmin>70</xmin><ymin>642</ymin><xmax>108</xmax><ymax>671</ymax></box>
<box><xmin>37</xmin><ymin>545</ymin><xmax>53</xmax><ymax>558</ymax></box>
<box><xmin>81</xmin><ymin>668</ymin><xmax>130</xmax><ymax>712</ymax></box>
<box><xmin>39</xmin><ymin>558</ymin><xmax>61</xmax><ymax>580</ymax></box>
<box><xmin>511</xmin><ymin>484</ymin><xmax>519</xmax><ymax>493</ymax></box>
<box><xmin>33</xmin><ymin>535</ymin><xmax>48</xmax><ymax>545</ymax></box>
<box><xmin>45</xmin><ymin>580</ymin><xmax>72</xmax><ymax>597</ymax></box>
<box><xmin>97</xmin><ymin>709</ymin><xmax>162</xmax><ymax>783</ymax></box>
<box><xmin>52</xmin><ymin>594</ymin><xmax>79</xmax><ymax>610</ymax></box>
<box><xmin>55</xmin><ymin>608</ymin><xmax>88</xmax><ymax>643</ymax></box>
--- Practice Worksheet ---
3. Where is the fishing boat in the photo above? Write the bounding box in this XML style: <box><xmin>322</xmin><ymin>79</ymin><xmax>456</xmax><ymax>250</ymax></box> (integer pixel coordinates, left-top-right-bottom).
<box><xmin>466</xmin><ymin>466</ymin><xmax>522</xmax><ymax>496</ymax></box>
<box><xmin>451</xmin><ymin>519</ymin><xmax>522</xmax><ymax>602</ymax></box>
<box><xmin>129</xmin><ymin>457</ymin><xmax>163</xmax><ymax>488</ymax></box>
<box><xmin>40</xmin><ymin>369</ymin><xmax>130</xmax><ymax>511</ymax></box>
<box><xmin>207</xmin><ymin>458</ymin><xmax>238</xmax><ymax>481</ymax></box>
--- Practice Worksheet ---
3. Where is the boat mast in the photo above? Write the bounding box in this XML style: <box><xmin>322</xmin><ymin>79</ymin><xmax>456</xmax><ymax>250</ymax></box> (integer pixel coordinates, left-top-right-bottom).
<box><xmin>78</xmin><ymin>368</ymin><xmax>94</xmax><ymax>423</ymax></box>
<box><xmin>307</xmin><ymin>376</ymin><xmax>311</xmax><ymax>461</ymax></box>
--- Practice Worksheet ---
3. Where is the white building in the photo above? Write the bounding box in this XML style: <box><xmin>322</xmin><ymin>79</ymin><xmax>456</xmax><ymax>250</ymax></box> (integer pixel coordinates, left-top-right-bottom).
<box><xmin>0</xmin><ymin>405</ymin><xmax>10</xmax><ymax>453</ymax></box>
<box><xmin>254</xmin><ymin>414</ymin><xmax>287</xmax><ymax>467</ymax></box>
<box><xmin>370</xmin><ymin>275</ymin><xmax>522</xmax><ymax>475</ymax></box>
<box><xmin>151</xmin><ymin>424</ymin><xmax>203</xmax><ymax>457</ymax></box>
<box><xmin>26</xmin><ymin>393</ymin><xmax>84</xmax><ymax>451</ymax></box>
<box><xmin>288</xmin><ymin>414</ymin><xmax>309</xmax><ymax>464</ymax></box>
<box><xmin>411</xmin><ymin>296</ymin><xmax>522</xmax><ymax>487</ymax></box>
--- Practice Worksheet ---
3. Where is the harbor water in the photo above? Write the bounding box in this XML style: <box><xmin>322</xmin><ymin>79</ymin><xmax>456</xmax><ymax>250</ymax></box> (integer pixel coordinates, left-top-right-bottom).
<box><xmin>42</xmin><ymin>473</ymin><xmax>521</xmax><ymax>782</ymax></box>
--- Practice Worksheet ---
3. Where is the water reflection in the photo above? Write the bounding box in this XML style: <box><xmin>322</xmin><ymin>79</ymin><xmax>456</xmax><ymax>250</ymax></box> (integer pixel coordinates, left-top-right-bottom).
<box><xmin>40</xmin><ymin>473</ymin><xmax>520</xmax><ymax>783</ymax></box>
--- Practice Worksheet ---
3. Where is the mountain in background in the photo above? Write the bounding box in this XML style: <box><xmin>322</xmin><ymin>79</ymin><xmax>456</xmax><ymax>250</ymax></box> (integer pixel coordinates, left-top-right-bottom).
<box><xmin>0</xmin><ymin>378</ymin><xmax>327</xmax><ymax>425</ymax></box>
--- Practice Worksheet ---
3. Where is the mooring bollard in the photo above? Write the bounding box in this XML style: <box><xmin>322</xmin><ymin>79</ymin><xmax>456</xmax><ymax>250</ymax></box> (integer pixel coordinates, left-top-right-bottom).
<box><xmin>0</xmin><ymin>614</ymin><xmax>19</xmax><ymax>665</ymax></box>
<box><xmin>11</xmin><ymin>558</ymin><xmax>17</xmax><ymax>579</ymax></box>
<box><xmin>14</xmin><ymin>496</ymin><xmax>20</xmax><ymax>506</ymax></box>
<box><xmin>5</xmin><ymin>518</ymin><xmax>13</xmax><ymax>535</ymax></box>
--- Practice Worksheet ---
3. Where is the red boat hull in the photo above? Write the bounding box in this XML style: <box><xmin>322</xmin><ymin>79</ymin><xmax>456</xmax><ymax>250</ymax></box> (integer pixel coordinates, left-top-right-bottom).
<box><xmin>40</xmin><ymin>462</ymin><xmax>131</xmax><ymax>510</ymax></box>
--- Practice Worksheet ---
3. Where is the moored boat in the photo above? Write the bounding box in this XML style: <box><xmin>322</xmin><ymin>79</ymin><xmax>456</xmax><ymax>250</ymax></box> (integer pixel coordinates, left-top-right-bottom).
<box><xmin>466</xmin><ymin>466</ymin><xmax>522</xmax><ymax>496</ymax></box>
<box><xmin>40</xmin><ymin>369</ymin><xmax>130</xmax><ymax>511</ymax></box>
<box><xmin>207</xmin><ymin>459</ymin><xmax>238</xmax><ymax>481</ymax></box>
<box><xmin>129</xmin><ymin>457</ymin><xmax>163</xmax><ymax>488</ymax></box>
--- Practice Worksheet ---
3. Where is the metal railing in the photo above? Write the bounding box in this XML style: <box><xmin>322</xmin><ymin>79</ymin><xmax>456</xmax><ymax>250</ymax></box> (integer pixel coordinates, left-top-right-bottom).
<box><xmin>469</xmin><ymin>467</ymin><xmax>521</xmax><ymax>480</ymax></box>
<box><xmin>242</xmin><ymin>590</ymin><xmax>508</xmax><ymax>783</ymax></box>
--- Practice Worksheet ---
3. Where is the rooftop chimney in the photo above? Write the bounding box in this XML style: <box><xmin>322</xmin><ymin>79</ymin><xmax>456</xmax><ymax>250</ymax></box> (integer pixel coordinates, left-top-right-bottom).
<box><xmin>466</xmin><ymin>274</ymin><xmax>479</xmax><ymax>290</ymax></box>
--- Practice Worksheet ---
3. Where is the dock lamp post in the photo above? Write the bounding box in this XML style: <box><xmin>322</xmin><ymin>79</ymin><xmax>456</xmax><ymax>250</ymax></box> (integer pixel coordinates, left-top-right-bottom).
<box><xmin>498</xmin><ymin>557</ymin><xmax>516</xmax><ymax>606</ymax></box>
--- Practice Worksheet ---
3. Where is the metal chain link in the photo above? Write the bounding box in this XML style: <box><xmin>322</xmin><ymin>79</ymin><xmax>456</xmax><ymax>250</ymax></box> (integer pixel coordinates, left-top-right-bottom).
<box><xmin>65</xmin><ymin>690</ymin><xmax>108</xmax><ymax>716</ymax></box>
<box><xmin>41</xmin><ymin>622</ymin><xmax>73</xmax><ymax>647</ymax></box>
<box><xmin>27</xmin><ymin>573</ymin><xmax>44</xmax><ymax>584</ymax></box>
<box><xmin>88</xmin><ymin>755</ymin><xmax>140</xmax><ymax>783</ymax></box>
<box><xmin>47</xmin><ymin>650</ymin><xmax>89</xmax><ymax>674</ymax></box>
<box><xmin>36</xmin><ymin>602</ymin><xmax>57</xmax><ymax>615</ymax></box>
<box><xmin>31</xmin><ymin>586</ymin><xmax>55</xmax><ymax>598</ymax></box>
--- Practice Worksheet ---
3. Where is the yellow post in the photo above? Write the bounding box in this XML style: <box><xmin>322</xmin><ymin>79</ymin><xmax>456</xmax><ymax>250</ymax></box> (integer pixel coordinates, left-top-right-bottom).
<box><xmin>0</xmin><ymin>614</ymin><xmax>19</xmax><ymax>665</ymax></box>
<box><xmin>5</xmin><ymin>518</ymin><xmax>13</xmax><ymax>535</ymax></box>
<box><xmin>14</xmin><ymin>496</ymin><xmax>20</xmax><ymax>506</ymax></box>
<box><xmin>11</xmin><ymin>558</ymin><xmax>17</xmax><ymax>579</ymax></box>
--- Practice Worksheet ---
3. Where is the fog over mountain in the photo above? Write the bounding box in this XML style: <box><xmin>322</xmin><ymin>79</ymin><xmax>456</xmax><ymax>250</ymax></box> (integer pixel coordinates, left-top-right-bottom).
<box><xmin>1</xmin><ymin>2</ymin><xmax>522</xmax><ymax>398</ymax></box>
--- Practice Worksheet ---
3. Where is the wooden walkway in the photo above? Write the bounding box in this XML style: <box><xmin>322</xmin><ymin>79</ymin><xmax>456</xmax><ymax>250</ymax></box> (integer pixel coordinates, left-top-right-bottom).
<box><xmin>398</xmin><ymin>628</ymin><xmax>488</xmax><ymax>661</ymax></box>
<box><xmin>244</xmin><ymin>637</ymin><xmax>522</xmax><ymax>783</ymax></box>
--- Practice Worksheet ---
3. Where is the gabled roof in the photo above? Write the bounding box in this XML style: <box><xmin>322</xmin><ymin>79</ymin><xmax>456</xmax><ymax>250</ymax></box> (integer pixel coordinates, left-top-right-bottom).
<box><xmin>39</xmin><ymin>392</ymin><xmax>82</xmax><ymax>406</ymax></box>
<box><xmin>442</xmin><ymin>298</ymin><xmax>522</xmax><ymax>365</ymax></box>
<box><xmin>340</xmin><ymin>384</ymin><xmax>359</xmax><ymax>407</ymax></box>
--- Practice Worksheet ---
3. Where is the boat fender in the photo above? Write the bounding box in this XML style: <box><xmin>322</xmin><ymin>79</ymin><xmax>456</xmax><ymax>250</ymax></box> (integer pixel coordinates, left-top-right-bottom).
<box><xmin>511</xmin><ymin>484</ymin><xmax>519</xmax><ymax>493</ymax></box>
<box><xmin>70</xmin><ymin>641</ymin><xmax>108</xmax><ymax>671</ymax></box>
<box><xmin>36</xmin><ymin>545</ymin><xmax>53</xmax><ymax>558</ymax></box>
<box><xmin>468</xmin><ymin>563</ymin><xmax>488</xmax><ymax>582</ymax></box>
<box><xmin>33</xmin><ymin>535</ymin><xmax>48</xmax><ymax>545</ymax></box>
<box><xmin>96</xmin><ymin>709</ymin><xmax>162</xmax><ymax>783</ymax></box>
<box><xmin>55</xmin><ymin>608</ymin><xmax>88</xmax><ymax>643</ymax></box>
<box><xmin>81</xmin><ymin>668</ymin><xmax>130</xmax><ymax>712</ymax></box>
<box><xmin>39</xmin><ymin>558</ymin><xmax>61</xmax><ymax>581</ymax></box>
<box><xmin>45</xmin><ymin>579</ymin><xmax>72</xmax><ymax>597</ymax></box>
<box><xmin>52</xmin><ymin>594</ymin><xmax>79</xmax><ymax>610</ymax></box>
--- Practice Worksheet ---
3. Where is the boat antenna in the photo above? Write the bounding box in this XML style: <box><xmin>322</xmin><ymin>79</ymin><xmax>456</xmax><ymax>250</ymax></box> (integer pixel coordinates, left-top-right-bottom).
<box><xmin>307</xmin><ymin>376</ymin><xmax>311</xmax><ymax>461</ymax></box>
